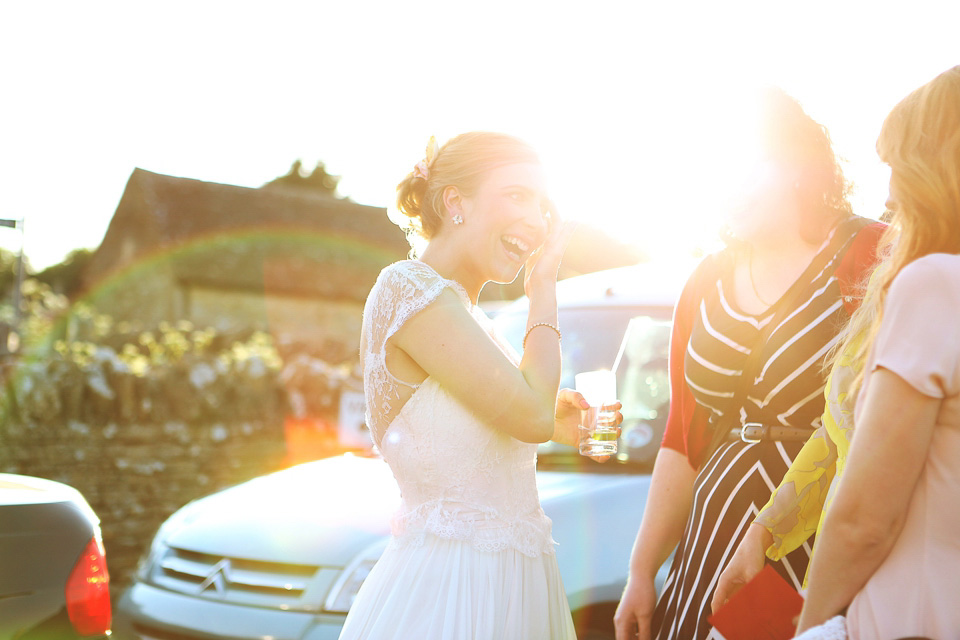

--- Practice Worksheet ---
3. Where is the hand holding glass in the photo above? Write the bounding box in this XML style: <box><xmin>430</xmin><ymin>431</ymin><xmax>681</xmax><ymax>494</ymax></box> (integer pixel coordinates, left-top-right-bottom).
<box><xmin>575</xmin><ymin>369</ymin><xmax>618</xmax><ymax>456</ymax></box>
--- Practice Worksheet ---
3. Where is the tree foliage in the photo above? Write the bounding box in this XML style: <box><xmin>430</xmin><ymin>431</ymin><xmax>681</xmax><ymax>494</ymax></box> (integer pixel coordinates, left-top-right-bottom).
<box><xmin>262</xmin><ymin>160</ymin><xmax>345</xmax><ymax>198</ymax></box>
<box><xmin>35</xmin><ymin>248</ymin><xmax>93</xmax><ymax>299</ymax></box>
<box><xmin>0</xmin><ymin>248</ymin><xmax>26</xmax><ymax>303</ymax></box>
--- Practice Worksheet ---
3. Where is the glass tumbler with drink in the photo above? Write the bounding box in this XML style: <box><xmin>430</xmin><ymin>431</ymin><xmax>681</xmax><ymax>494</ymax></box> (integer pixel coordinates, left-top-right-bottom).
<box><xmin>575</xmin><ymin>369</ymin><xmax>619</xmax><ymax>456</ymax></box>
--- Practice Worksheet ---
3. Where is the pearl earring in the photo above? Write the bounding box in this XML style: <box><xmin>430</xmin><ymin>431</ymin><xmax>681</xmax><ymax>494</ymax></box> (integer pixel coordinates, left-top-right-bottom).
<box><xmin>452</xmin><ymin>214</ymin><xmax>464</xmax><ymax>225</ymax></box>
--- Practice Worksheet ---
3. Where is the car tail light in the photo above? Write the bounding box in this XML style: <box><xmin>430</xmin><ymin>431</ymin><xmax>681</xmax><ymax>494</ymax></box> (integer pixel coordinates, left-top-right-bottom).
<box><xmin>65</xmin><ymin>536</ymin><xmax>112</xmax><ymax>635</ymax></box>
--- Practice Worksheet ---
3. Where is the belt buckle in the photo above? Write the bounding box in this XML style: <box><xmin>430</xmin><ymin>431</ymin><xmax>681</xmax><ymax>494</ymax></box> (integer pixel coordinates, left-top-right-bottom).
<box><xmin>740</xmin><ymin>422</ymin><xmax>764</xmax><ymax>444</ymax></box>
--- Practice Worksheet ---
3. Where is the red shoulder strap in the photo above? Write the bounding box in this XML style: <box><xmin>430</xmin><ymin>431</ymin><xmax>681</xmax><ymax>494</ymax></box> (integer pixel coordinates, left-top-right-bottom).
<box><xmin>836</xmin><ymin>221</ymin><xmax>887</xmax><ymax>315</ymax></box>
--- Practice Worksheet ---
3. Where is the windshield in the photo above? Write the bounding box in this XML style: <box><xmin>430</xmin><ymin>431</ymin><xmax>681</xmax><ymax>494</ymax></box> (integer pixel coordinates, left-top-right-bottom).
<box><xmin>493</xmin><ymin>305</ymin><xmax>673</xmax><ymax>471</ymax></box>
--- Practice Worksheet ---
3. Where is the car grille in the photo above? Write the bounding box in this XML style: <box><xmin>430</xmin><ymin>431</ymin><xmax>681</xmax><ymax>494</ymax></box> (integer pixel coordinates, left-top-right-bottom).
<box><xmin>153</xmin><ymin>546</ymin><xmax>323</xmax><ymax>611</ymax></box>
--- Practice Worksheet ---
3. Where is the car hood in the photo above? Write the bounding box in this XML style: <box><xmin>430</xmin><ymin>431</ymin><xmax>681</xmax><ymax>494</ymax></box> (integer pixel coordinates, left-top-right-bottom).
<box><xmin>163</xmin><ymin>455</ymin><xmax>401</xmax><ymax>567</ymax></box>
<box><xmin>162</xmin><ymin>454</ymin><xmax>640</xmax><ymax>568</ymax></box>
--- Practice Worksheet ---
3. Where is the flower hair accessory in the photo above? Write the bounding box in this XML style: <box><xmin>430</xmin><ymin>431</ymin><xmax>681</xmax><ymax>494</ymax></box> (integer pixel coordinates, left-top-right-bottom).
<box><xmin>412</xmin><ymin>135</ymin><xmax>439</xmax><ymax>181</ymax></box>
<box><xmin>412</xmin><ymin>160</ymin><xmax>430</xmax><ymax>181</ymax></box>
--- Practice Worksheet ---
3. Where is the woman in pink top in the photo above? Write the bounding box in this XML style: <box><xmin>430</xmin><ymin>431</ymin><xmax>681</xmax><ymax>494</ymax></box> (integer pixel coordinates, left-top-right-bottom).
<box><xmin>795</xmin><ymin>65</ymin><xmax>960</xmax><ymax>638</ymax></box>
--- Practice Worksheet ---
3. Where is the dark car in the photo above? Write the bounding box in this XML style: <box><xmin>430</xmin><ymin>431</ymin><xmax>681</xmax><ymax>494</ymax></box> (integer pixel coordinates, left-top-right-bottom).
<box><xmin>0</xmin><ymin>473</ymin><xmax>112</xmax><ymax>639</ymax></box>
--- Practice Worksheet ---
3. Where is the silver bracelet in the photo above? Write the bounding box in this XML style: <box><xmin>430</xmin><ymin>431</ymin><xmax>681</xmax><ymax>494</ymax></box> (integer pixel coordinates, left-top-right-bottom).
<box><xmin>522</xmin><ymin>322</ymin><xmax>562</xmax><ymax>350</ymax></box>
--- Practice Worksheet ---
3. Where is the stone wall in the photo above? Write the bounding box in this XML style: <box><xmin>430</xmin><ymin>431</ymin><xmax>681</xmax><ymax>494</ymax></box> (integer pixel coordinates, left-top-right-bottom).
<box><xmin>0</xmin><ymin>415</ymin><xmax>288</xmax><ymax>595</ymax></box>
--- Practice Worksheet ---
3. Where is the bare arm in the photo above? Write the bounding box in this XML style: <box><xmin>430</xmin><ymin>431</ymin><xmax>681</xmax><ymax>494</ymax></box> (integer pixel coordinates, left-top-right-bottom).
<box><xmin>614</xmin><ymin>448</ymin><xmax>697</xmax><ymax>640</ymax></box>
<box><xmin>796</xmin><ymin>368</ymin><xmax>939</xmax><ymax>631</ymax></box>
<box><xmin>390</xmin><ymin>221</ymin><xmax>571</xmax><ymax>444</ymax></box>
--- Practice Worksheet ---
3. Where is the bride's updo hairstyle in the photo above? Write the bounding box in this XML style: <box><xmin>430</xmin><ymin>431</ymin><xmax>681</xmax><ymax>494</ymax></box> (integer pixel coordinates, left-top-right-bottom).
<box><xmin>396</xmin><ymin>132</ymin><xmax>540</xmax><ymax>242</ymax></box>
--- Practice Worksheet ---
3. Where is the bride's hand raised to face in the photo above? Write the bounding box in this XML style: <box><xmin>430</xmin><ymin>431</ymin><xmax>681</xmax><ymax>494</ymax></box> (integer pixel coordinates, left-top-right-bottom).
<box><xmin>524</xmin><ymin>210</ymin><xmax>574</xmax><ymax>298</ymax></box>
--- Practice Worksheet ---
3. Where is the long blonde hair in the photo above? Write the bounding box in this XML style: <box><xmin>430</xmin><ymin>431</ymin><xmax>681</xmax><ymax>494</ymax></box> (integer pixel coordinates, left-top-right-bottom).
<box><xmin>395</xmin><ymin>132</ymin><xmax>539</xmax><ymax>244</ymax></box>
<box><xmin>831</xmin><ymin>65</ymin><xmax>960</xmax><ymax>394</ymax></box>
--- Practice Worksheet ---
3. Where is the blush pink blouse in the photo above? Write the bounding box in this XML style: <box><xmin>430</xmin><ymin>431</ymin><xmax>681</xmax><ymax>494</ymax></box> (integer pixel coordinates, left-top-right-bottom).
<box><xmin>847</xmin><ymin>253</ymin><xmax>960</xmax><ymax>640</ymax></box>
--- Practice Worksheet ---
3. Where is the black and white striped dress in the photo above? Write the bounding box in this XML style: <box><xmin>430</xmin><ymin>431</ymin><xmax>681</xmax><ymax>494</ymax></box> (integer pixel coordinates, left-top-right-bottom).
<box><xmin>652</xmin><ymin>220</ymin><xmax>868</xmax><ymax>640</ymax></box>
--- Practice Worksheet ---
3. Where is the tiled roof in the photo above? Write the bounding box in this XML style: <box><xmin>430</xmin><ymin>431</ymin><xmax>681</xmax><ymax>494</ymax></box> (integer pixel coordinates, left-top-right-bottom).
<box><xmin>83</xmin><ymin>169</ymin><xmax>410</xmax><ymax>301</ymax></box>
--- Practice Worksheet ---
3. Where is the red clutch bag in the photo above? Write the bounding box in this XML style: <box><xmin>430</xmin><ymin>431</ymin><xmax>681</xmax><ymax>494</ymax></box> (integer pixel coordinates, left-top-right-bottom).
<box><xmin>707</xmin><ymin>564</ymin><xmax>804</xmax><ymax>640</ymax></box>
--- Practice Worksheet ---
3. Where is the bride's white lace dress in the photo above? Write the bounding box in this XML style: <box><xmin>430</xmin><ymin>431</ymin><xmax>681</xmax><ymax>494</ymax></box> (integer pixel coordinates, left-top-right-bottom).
<box><xmin>338</xmin><ymin>260</ymin><xmax>576</xmax><ymax>640</ymax></box>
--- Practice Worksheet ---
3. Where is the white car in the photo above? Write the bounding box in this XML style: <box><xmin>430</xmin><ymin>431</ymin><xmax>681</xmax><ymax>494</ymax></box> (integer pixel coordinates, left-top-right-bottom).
<box><xmin>115</xmin><ymin>263</ymin><xmax>689</xmax><ymax>640</ymax></box>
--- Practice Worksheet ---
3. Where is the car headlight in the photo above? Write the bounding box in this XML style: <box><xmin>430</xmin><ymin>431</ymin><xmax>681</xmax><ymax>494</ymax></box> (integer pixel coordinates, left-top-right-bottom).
<box><xmin>324</xmin><ymin>539</ymin><xmax>387</xmax><ymax>614</ymax></box>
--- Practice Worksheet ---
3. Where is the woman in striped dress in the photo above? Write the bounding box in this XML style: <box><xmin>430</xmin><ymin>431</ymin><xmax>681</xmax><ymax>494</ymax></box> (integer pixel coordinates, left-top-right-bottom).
<box><xmin>613</xmin><ymin>88</ymin><xmax>884</xmax><ymax>640</ymax></box>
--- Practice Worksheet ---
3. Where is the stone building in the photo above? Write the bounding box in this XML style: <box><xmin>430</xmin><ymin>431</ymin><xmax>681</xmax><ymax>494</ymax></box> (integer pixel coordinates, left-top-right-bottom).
<box><xmin>82</xmin><ymin>168</ymin><xmax>410</xmax><ymax>361</ymax></box>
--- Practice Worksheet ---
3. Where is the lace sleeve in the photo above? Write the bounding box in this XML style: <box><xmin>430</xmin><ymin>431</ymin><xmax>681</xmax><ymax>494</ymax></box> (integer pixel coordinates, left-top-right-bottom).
<box><xmin>361</xmin><ymin>261</ymin><xmax>470</xmax><ymax>446</ymax></box>
<box><xmin>368</xmin><ymin>262</ymin><xmax>455</xmax><ymax>342</ymax></box>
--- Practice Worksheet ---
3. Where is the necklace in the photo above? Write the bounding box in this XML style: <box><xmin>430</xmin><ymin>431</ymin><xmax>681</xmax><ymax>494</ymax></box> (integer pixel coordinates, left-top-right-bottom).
<box><xmin>747</xmin><ymin>248</ymin><xmax>775</xmax><ymax>307</ymax></box>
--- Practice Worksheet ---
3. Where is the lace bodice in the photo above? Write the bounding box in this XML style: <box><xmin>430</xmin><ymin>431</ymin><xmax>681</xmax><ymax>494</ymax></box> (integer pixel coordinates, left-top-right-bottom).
<box><xmin>362</xmin><ymin>260</ymin><xmax>471</xmax><ymax>447</ymax></box>
<box><xmin>360</xmin><ymin>261</ymin><xmax>555</xmax><ymax>557</ymax></box>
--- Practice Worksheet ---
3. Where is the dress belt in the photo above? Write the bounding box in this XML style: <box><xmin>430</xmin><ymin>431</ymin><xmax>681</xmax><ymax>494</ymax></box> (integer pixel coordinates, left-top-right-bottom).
<box><xmin>727</xmin><ymin>422</ymin><xmax>813</xmax><ymax>444</ymax></box>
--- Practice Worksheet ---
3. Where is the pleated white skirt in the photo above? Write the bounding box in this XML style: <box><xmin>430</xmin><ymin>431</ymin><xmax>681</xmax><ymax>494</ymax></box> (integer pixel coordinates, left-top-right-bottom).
<box><xmin>338</xmin><ymin>534</ymin><xmax>576</xmax><ymax>640</ymax></box>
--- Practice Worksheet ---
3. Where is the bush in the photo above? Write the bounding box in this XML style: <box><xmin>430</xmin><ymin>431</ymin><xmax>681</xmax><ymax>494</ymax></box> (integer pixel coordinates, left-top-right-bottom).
<box><xmin>0</xmin><ymin>280</ymin><xmax>356</xmax><ymax>429</ymax></box>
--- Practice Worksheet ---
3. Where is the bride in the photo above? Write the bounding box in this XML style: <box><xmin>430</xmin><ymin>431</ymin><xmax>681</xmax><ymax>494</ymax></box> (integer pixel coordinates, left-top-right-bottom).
<box><xmin>338</xmin><ymin>132</ymin><xmax>620</xmax><ymax>639</ymax></box>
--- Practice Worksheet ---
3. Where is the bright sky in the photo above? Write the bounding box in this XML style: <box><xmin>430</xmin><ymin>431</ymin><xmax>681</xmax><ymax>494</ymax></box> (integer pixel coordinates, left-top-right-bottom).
<box><xmin>1</xmin><ymin>0</ymin><xmax>957</xmax><ymax>270</ymax></box>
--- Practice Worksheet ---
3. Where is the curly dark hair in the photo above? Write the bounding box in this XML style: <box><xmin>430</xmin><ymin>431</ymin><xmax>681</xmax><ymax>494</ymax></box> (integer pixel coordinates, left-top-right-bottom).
<box><xmin>758</xmin><ymin>87</ymin><xmax>853</xmax><ymax>242</ymax></box>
